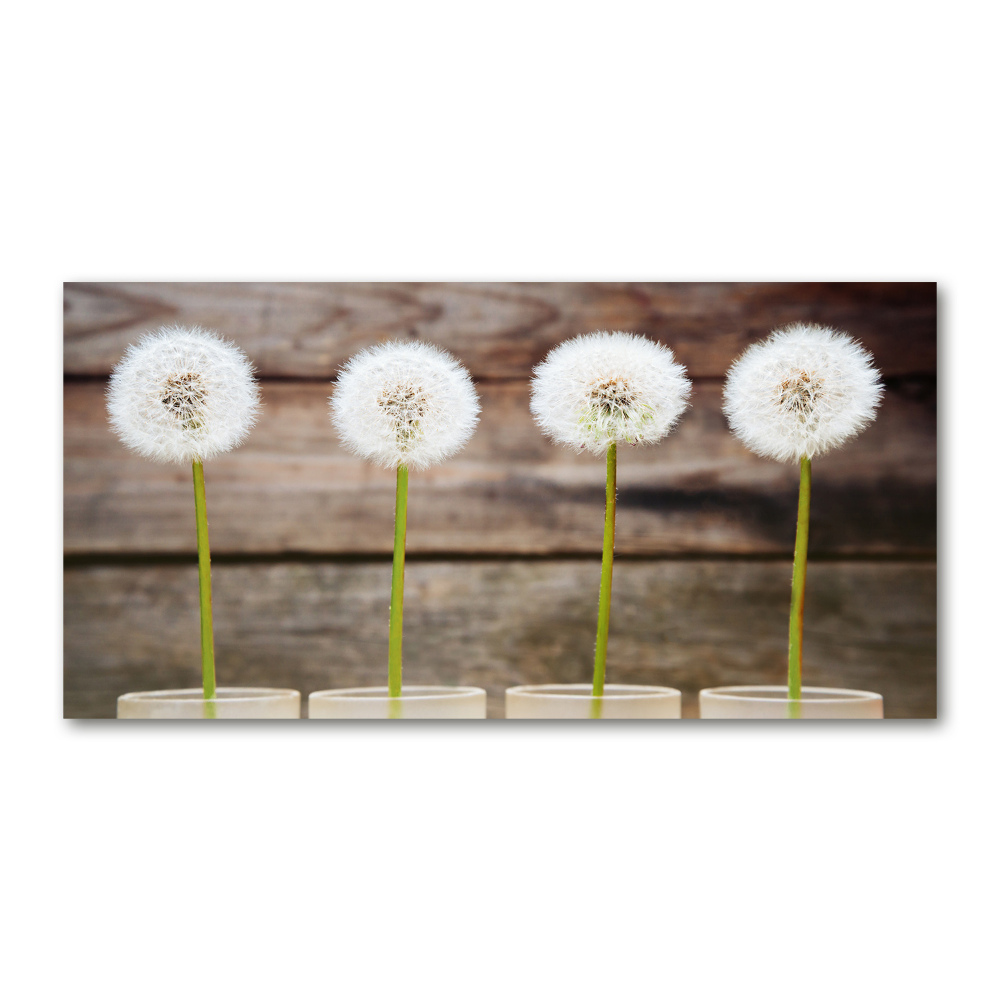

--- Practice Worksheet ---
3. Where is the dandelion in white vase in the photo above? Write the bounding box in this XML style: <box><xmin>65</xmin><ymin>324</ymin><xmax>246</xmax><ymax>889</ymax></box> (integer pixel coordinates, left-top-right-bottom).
<box><xmin>722</xmin><ymin>323</ymin><xmax>883</xmax><ymax>715</ymax></box>
<box><xmin>530</xmin><ymin>332</ymin><xmax>691</xmax><ymax>717</ymax></box>
<box><xmin>106</xmin><ymin>326</ymin><xmax>261</xmax><ymax>717</ymax></box>
<box><xmin>330</xmin><ymin>341</ymin><xmax>480</xmax><ymax>714</ymax></box>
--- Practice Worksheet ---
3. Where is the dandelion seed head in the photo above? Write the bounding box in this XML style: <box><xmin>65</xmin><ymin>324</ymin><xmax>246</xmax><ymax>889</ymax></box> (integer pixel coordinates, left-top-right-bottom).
<box><xmin>106</xmin><ymin>325</ymin><xmax>261</xmax><ymax>464</ymax></box>
<box><xmin>722</xmin><ymin>323</ymin><xmax>884</xmax><ymax>462</ymax></box>
<box><xmin>529</xmin><ymin>331</ymin><xmax>692</xmax><ymax>455</ymax></box>
<box><xmin>330</xmin><ymin>340</ymin><xmax>480</xmax><ymax>470</ymax></box>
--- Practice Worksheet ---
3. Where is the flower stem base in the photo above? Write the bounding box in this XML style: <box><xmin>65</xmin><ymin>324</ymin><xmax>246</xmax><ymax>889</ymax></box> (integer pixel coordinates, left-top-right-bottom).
<box><xmin>787</xmin><ymin>455</ymin><xmax>812</xmax><ymax>719</ymax></box>
<box><xmin>387</xmin><ymin>465</ymin><xmax>409</xmax><ymax>713</ymax></box>
<box><xmin>192</xmin><ymin>460</ymin><xmax>216</xmax><ymax>719</ymax></box>
<box><xmin>591</xmin><ymin>443</ymin><xmax>617</xmax><ymax>717</ymax></box>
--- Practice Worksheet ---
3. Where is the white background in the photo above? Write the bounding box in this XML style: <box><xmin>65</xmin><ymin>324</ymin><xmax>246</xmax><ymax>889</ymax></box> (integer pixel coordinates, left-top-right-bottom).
<box><xmin>5</xmin><ymin>2</ymin><xmax>994</xmax><ymax>998</ymax></box>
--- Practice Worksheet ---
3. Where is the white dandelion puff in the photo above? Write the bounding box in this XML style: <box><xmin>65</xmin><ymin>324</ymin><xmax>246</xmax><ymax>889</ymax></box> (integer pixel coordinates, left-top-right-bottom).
<box><xmin>529</xmin><ymin>331</ymin><xmax>692</xmax><ymax>454</ymax></box>
<box><xmin>330</xmin><ymin>340</ymin><xmax>480</xmax><ymax>470</ymax></box>
<box><xmin>722</xmin><ymin>323</ymin><xmax>883</xmax><ymax>463</ymax></box>
<box><xmin>106</xmin><ymin>325</ymin><xmax>261</xmax><ymax>464</ymax></box>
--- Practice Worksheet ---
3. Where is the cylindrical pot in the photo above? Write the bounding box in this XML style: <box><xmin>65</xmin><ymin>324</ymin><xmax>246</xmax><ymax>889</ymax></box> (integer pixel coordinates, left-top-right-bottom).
<box><xmin>505</xmin><ymin>683</ymin><xmax>682</xmax><ymax>719</ymax></box>
<box><xmin>117</xmin><ymin>687</ymin><xmax>302</xmax><ymax>719</ymax></box>
<box><xmin>308</xmin><ymin>685</ymin><xmax>487</xmax><ymax>719</ymax></box>
<box><xmin>699</xmin><ymin>685</ymin><xmax>883</xmax><ymax>719</ymax></box>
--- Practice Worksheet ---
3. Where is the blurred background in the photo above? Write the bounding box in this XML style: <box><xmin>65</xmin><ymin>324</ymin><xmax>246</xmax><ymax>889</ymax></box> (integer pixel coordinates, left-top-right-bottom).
<box><xmin>63</xmin><ymin>282</ymin><xmax>937</xmax><ymax>718</ymax></box>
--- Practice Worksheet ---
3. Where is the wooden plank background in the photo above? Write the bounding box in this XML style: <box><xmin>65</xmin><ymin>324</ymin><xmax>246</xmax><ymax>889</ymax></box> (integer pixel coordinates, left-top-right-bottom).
<box><xmin>63</xmin><ymin>282</ymin><xmax>938</xmax><ymax>718</ymax></box>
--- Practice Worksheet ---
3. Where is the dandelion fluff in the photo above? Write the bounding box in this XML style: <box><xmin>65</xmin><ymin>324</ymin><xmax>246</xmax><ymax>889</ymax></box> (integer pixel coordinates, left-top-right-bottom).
<box><xmin>106</xmin><ymin>325</ymin><xmax>261</xmax><ymax>464</ymax></box>
<box><xmin>529</xmin><ymin>331</ymin><xmax>692</xmax><ymax>454</ymax></box>
<box><xmin>330</xmin><ymin>340</ymin><xmax>480</xmax><ymax>470</ymax></box>
<box><xmin>722</xmin><ymin>323</ymin><xmax>883</xmax><ymax>462</ymax></box>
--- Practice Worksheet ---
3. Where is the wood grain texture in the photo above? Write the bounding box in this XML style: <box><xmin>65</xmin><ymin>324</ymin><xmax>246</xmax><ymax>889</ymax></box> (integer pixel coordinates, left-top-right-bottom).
<box><xmin>64</xmin><ymin>281</ymin><xmax>937</xmax><ymax>379</ymax></box>
<box><xmin>63</xmin><ymin>561</ymin><xmax>936</xmax><ymax>720</ymax></box>
<box><xmin>64</xmin><ymin>378</ymin><xmax>936</xmax><ymax>555</ymax></box>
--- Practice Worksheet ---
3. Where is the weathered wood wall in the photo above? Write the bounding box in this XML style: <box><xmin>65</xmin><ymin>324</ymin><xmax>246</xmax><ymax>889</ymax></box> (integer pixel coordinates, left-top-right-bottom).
<box><xmin>63</xmin><ymin>282</ymin><xmax>937</xmax><ymax>718</ymax></box>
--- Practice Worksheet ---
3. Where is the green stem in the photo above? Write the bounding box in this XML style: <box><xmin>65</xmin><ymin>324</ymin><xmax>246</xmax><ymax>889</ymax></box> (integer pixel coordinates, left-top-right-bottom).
<box><xmin>787</xmin><ymin>455</ymin><xmax>811</xmax><ymax>719</ymax></box>
<box><xmin>590</xmin><ymin>443</ymin><xmax>617</xmax><ymax>719</ymax></box>
<box><xmin>387</xmin><ymin>464</ymin><xmax>409</xmax><ymax>716</ymax></box>
<box><xmin>192</xmin><ymin>460</ymin><xmax>216</xmax><ymax>719</ymax></box>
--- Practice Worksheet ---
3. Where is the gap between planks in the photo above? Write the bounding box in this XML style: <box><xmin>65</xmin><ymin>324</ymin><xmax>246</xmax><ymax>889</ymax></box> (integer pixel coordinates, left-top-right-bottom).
<box><xmin>64</xmin><ymin>550</ymin><xmax>938</xmax><ymax>567</ymax></box>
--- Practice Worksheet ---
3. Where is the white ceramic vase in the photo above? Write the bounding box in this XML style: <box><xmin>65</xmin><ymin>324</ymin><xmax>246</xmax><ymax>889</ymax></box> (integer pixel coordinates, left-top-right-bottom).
<box><xmin>308</xmin><ymin>685</ymin><xmax>487</xmax><ymax>719</ymax></box>
<box><xmin>505</xmin><ymin>683</ymin><xmax>682</xmax><ymax>719</ymax></box>
<box><xmin>117</xmin><ymin>687</ymin><xmax>302</xmax><ymax>719</ymax></box>
<box><xmin>698</xmin><ymin>685</ymin><xmax>883</xmax><ymax>719</ymax></box>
